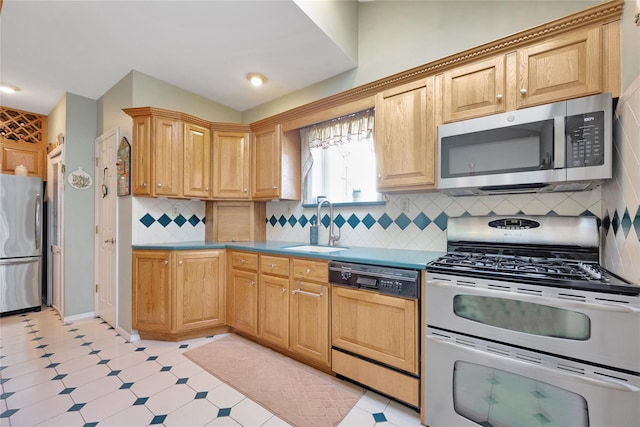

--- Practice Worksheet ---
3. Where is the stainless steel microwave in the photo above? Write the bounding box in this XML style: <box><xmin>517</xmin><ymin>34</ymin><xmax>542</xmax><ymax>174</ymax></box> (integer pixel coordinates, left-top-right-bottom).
<box><xmin>437</xmin><ymin>93</ymin><xmax>612</xmax><ymax>196</ymax></box>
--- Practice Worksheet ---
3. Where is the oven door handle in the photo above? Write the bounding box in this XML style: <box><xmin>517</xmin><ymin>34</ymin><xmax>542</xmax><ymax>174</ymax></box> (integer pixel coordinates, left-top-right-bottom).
<box><xmin>427</xmin><ymin>280</ymin><xmax>640</xmax><ymax>313</ymax></box>
<box><xmin>426</xmin><ymin>335</ymin><xmax>640</xmax><ymax>393</ymax></box>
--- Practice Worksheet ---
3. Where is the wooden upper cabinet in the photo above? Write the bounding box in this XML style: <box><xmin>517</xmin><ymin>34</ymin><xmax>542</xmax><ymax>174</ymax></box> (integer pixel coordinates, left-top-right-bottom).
<box><xmin>153</xmin><ymin>118</ymin><xmax>182</xmax><ymax>197</ymax></box>
<box><xmin>442</xmin><ymin>55</ymin><xmax>506</xmax><ymax>123</ymax></box>
<box><xmin>183</xmin><ymin>122</ymin><xmax>211</xmax><ymax>199</ymax></box>
<box><xmin>251</xmin><ymin>124</ymin><xmax>300</xmax><ymax>201</ymax></box>
<box><xmin>374</xmin><ymin>77</ymin><xmax>436</xmax><ymax>192</ymax></box>
<box><xmin>0</xmin><ymin>107</ymin><xmax>48</xmax><ymax>179</ymax></box>
<box><xmin>131</xmin><ymin>115</ymin><xmax>152</xmax><ymax>195</ymax></box>
<box><xmin>213</xmin><ymin>130</ymin><xmax>250</xmax><ymax>199</ymax></box>
<box><xmin>517</xmin><ymin>25</ymin><xmax>602</xmax><ymax>109</ymax></box>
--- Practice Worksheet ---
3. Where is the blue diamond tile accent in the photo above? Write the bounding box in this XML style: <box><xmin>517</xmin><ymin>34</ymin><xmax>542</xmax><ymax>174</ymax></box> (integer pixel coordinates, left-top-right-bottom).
<box><xmin>362</xmin><ymin>214</ymin><xmax>376</xmax><ymax>229</ymax></box>
<box><xmin>158</xmin><ymin>214</ymin><xmax>172</xmax><ymax>227</ymax></box>
<box><xmin>547</xmin><ymin>210</ymin><xmax>558</xmax><ymax>216</ymax></box>
<box><xmin>394</xmin><ymin>213</ymin><xmax>411</xmax><ymax>230</ymax></box>
<box><xmin>135</xmin><ymin>347</ymin><xmax>145</xmax><ymax>352</ymax></box>
<box><xmin>195</xmin><ymin>391</ymin><xmax>208</xmax><ymax>399</ymax></box>
<box><xmin>320</xmin><ymin>214</ymin><xmax>330</xmax><ymax>228</ymax></box>
<box><xmin>133</xmin><ymin>397</ymin><xmax>148</xmax><ymax>405</ymax></box>
<box><xmin>373</xmin><ymin>412</ymin><xmax>387</xmax><ymax>422</ymax></box>
<box><xmin>68</xmin><ymin>328</ymin><xmax>78</xmax><ymax>332</ymax></box>
<box><xmin>107</xmin><ymin>370</ymin><xmax>121</xmax><ymax>376</ymax></box>
<box><xmin>633</xmin><ymin>206</ymin><xmax>640</xmax><ymax>241</ymax></box>
<box><xmin>160</xmin><ymin>366</ymin><xmax>171</xmax><ymax>372</ymax></box>
<box><xmin>41</xmin><ymin>353</ymin><xmax>53</xmax><ymax>358</ymax></box>
<box><xmin>287</xmin><ymin>215</ymin><xmax>297</xmax><ymax>227</ymax></box>
<box><xmin>98</xmin><ymin>360</ymin><xmax>109</xmax><ymax>365</ymax></box>
<box><xmin>174</xmin><ymin>214</ymin><xmax>186</xmax><ymax>227</ymax></box>
<box><xmin>179</xmin><ymin>344</ymin><xmax>188</xmax><ymax>349</ymax></box>
<box><xmin>120</xmin><ymin>382</ymin><xmax>133</xmax><ymax>389</ymax></box>
<box><xmin>81</xmin><ymin>342</ymin><xmax>92</xmax><ymax>346</ymax></box>
<box><xmin>309</xmin><ymin>214</ymin><xmax>318</xmax><ymax>226</ymax></box>
<box><xmin>1</xmin><ymin>409</ymin><xmax>18</xmax><ymax>418</ymax></box>
<box><xmin>89</xmin><ymin>350</ymin><xmax>100</xmax><ymax>355</ymax></box>
<box><xmin>334</xmin><ymin>214</ymin><xmax>346</xmax><ymax>228</ymax></box>
<box><xmin>603</xmin><ymin>212</ymin><xmax>611</xmax><ymax>235</ymax></box>
<box><xmin>299</xmin><ymin>215</ymin><xmax>309</xmax><ymax>227</ymax></box>
<box><xmin>36</xmin><ymin>344</ymin><xmax>48</xmax><ymax>349</ymax></box>
<box><xmin>0</xmin><ymin>392</ymin><xmax>14</xmax><ymax>400</ymax></box>
<box><xmin>347</xmin><ymin>214</ymin><xmax>360</xmax><ymax>229</ymax></box>
<box><xmin>278</xmin><ymin>215</ymin><xmax>287</xmax><ymax>226</ymax></box>
<box><xmin>59</xmin><ymin>387</ymin><xmax>75</xmax><ymax>395</ymax></box>
<box><xmin>612</xmin><ymin>210</ymin><xmax>620</xmax><ymax>235</ymax></box>
<box><xmin>269</xmin><ymin>215</ymin><xmax>277</xmax><ymax>226</ymax></box>
<box><xmin>84</xmin><ymin>423</ymin><xmax>98</xmax><ymax>427</ymax></box>
<box><xmin>378</xmin><ymin>213</ymin><xmax>393</xmax><ymax>229</ymax></box>
<box><xmin>413</xmin><ymin>212</ymin><xmax>431</xmax><ymax>230</ymax></box>
<box><xmin>68</xmin><ymin>403</ymin><xmax>85</xmax><ymax>412</ymax></box>
<box><xmin>176</xmin><ymin>378</ymin><xmax>188</xmax><ymax>385</ymax></box>
<box><xmin>147</xmin><ymin>356</ymin><xmax>158</xmax><ymax>361</ymax></box>
<box><xmin>621</xmin><ymin>208</ymin><xmax>632</xmax><ymax>238</ymax></box>
<box><xmin>140</xmin><ymin>213</ymin><xmax>155</xmax><ymax>228</ymax></box>
<box><xmin>46</xmin><ymin>363</ymin><xmax>60</xmax><ymax>369</ymax></box>
<box><xmin>0</xmin><ymin>379</ymin><xmax>8</xmax><ymax>385</ymax></box>
<box><xmin>188</xmin><ymin>215</ymin><xmax>200</xmax><ymax>227</ymax></box>
<box><xmin>434</xmin><ymin>212</ymin><xmax>448</xmax><ymax>231</ymax></box>
<box><xmin>52</xmin><ymin>374</ymin><xmax>66</xmax><ymax>380</ymax></box>
<box><xmin>218</xmin><ymin>408</ymin><xmax>232</xmax><ymax>417</ymax></box>
<box><xmin>150</xmin><ymin>415</ymin><xmax>167</xmax><ymax>425</ymax></box>
<box><xmin>74</xmin><ymin>335</ymin><xmax>85</xmax><ymax>339</ymax></box>
<box><xmin>31</xmin><ymin>337</ymin><xmax>43</xmax><ymax>341</ymax></box>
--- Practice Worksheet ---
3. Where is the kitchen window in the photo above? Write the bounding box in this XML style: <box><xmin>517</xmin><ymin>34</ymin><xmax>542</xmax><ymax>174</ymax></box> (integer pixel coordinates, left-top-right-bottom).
<box><xmin>301</xmin><ymin>109</ymin><xmax>381</xmax><ymax>205</ymax></box>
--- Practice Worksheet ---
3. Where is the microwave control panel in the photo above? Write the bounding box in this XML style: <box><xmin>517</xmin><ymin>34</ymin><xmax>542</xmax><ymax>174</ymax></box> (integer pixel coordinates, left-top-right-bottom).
<box><xmin>566</xmin><ymin>111</ymin><xmax>605</xmax><ymax>168</ymax></box>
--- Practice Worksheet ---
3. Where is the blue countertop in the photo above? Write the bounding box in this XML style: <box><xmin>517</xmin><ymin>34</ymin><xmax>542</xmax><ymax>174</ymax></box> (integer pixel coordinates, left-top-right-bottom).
<box><xmin>132</xmin><ymin>241</ymin><xmax>444</xmax><ymax>270</ymax></box>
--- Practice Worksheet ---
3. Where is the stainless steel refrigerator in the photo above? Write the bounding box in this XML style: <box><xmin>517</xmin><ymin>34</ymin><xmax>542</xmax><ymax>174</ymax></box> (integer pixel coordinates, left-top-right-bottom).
<box><xmin>1</xmin><ymin>174</ymin><xmax>43</xmax><ymax>315</ymax></box>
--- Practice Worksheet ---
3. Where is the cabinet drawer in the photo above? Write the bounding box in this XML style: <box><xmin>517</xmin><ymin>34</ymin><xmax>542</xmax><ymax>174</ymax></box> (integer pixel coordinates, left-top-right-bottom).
<box><xmin>292</xmin><ymin>259</ymin><xmax>328</xmax><ymax>283</ymax></box>
<box><xmin>230</xmin><ymin>251</ymin><xmax>258</xmax><ymax>271</ymax></box>
<box><xmin>260</xmin><ymin>255</ymin><xmax>290</xmax><ymax>277</ymax></box>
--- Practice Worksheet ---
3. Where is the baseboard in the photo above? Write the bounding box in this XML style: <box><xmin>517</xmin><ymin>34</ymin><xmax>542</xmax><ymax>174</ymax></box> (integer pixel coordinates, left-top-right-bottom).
<box><xmin>63</xmin><ymin>311</ymin><xmax>95</xmax><ymax>323</ymax></box>
<box><xmin>118</xmin><ymin>326</ymin><xmax>139</xmax><ymax>343</ymax></box>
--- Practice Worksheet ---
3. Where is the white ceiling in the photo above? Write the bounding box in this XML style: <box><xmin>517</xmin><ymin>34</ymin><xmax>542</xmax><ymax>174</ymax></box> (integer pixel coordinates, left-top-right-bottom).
<box><xmin>0</xmin><ymin>0</ymin><xmax>358</xmax><ymax>115</ymax></box>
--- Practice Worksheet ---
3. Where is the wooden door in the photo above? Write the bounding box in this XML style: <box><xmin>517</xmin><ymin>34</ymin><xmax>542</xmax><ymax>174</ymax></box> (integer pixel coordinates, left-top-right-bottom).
<box><xmin>227</xmin><ymin>268</ymin><xmax>258</xmax><ymax>335</ymax></box>
<box><xmin>517</xmin><ymin>26</ymin><xmax>602</xmax><ymax>108</ymax></box>
<box><xmin>153</xmin><ymin>117</ymin><xmax>182</xmax><ymax>197</ymax></box>
<box><xmin>252</xmin><ymin>125</ymin><xmax>281</xmax><ymax>199</ymax></box>
<box><xmin>132</xmin><ymin>250</ymin><xmax>172</xmax><ymax>332</ymax></box>
<box><xmin>442</xmin><ymin>55</ymin><xmax>506</xmax><ymax>122</ymax></box>
<box><xmin>131</xmin><ymin>115</ymin><xmax>152</xmax><ymax>195</ymax></box>
<box><xmin>374</xmin><ymin>78</ymin><xmax>436</xmax><ymax>191</ymax></box>
<box><xmin>183</xmin><ymin>122</ymin><xmax>211</xmax><ymax>199</ymax></box>
<box><xmin>289</xmin><ymin>280</ymin><xmax>329</xmax><ymax>366</ymax></box>
<box><xmin>332</xmin><ymin>286</ymin><xmax>418</xmax><ymax>374</ymax></box>
<box><xmin>213</xmin><ymin>131</ymin><xmax>250</xmax><ymax>199</ymax></box>
<box><xmin>258</xmin><ymin>274</ymin><xmax>290</xmax><ymax>348</ymax></box>
<box><xmin>175</xmin><ymin>250</ymin><xmax>224</xmax><ymax>331</ymax></box>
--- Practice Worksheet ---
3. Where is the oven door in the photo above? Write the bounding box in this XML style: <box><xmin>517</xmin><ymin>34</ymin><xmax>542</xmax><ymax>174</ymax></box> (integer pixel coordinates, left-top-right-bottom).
<box><xmin>424</xmin><ymin>327</ymin><xmax>640</xmax><ymax>427</ymax></box>
<box><xmin>425</xmin><ymin>274</ymin><xmax>640</xmax><ymax>372</ymax></box>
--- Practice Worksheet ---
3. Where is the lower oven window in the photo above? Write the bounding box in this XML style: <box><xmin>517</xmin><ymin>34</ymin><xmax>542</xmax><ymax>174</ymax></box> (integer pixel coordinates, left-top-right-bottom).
<box><xmin>453</xmin><ymin>295</ymin><xmax>590</xmax><ymax>340</ymax></box>
<box><xmin>453</xmin><ymin>361</ymin><xmax>589</xmax><ymax>427</ymax></box>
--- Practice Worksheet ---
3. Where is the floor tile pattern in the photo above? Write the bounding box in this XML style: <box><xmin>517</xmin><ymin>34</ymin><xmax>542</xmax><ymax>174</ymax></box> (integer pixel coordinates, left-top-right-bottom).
<box><xmin>0</xmin><ymin>308</ymin><xmax>421</xmax><ymax>426</ymax></box>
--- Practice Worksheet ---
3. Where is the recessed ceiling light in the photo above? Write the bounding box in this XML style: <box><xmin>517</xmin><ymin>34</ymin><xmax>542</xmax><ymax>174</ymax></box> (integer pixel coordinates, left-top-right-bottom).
<box><xmin>0</xmin><ymin>83</ymin><xmax>21</xmax><ymax>94</ymax></box>
<box><xmin>246</xmin><ymin>72</ymin><xmax>267</xmax><ymax>87</ymax></box>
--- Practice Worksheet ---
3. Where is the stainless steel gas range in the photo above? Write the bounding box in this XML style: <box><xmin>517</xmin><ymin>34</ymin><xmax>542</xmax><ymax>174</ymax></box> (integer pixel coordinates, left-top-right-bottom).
<box><xmin>423</xmin><ymin>215</ymin><xmax>640</xmax><ymax>427</ymax></box>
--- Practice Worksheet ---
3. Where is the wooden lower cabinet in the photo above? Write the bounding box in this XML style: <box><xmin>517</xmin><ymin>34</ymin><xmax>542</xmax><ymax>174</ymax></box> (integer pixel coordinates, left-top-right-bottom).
<box><xmin>226</xmin><ymin>251</ymin><xmax>259</xmax><ymax>335</ymax></box>
<box><xmin>132</xmin><ymin>249</ymin><xmax>227</xmax><ymax>341</ymax></box>
<box><xmin>290</xmin><ymin>279</ymin><xmax>329</xmax><ymax>366</ymax></box>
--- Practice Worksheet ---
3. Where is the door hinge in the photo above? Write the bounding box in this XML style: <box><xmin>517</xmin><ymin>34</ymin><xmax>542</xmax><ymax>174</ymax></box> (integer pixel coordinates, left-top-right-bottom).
<box><xmin>61</xmin><ymin>164</ymin><xmax>66</xmax><ymax>174</ymax></box>
<box><xmin>96</xmin><ymin>225</ymin><xmax>99</xmax><ymax>234</ymax></box>
<box><xmin>95</xmin><ymin>284</ymin><xmax>99</xmax><ymax>293</ymax></box>
<box><xmin>95</xmin><ymin>157</ymin><xmax>99</xmax><ymax>167</ymax></box>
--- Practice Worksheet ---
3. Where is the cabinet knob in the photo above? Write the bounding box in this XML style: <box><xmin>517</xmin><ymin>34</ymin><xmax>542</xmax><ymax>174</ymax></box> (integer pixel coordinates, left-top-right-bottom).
<box><xmin>205</xmin><ymin>187</ymin><xmax>209</xmax><ymax>191</ymax></box>
<box><xmin>520</xmin><ymin>88</ymin><xmax>527</xmax><ymax>95</ymax></box>
<box><xmin>496</xmin><ymin>94</ymin><xmax>503</xmax><ymax>100</ymax></box>
<box><xmin>250</xmin><ymin>281</ymin><xmax>256</xmax><ymax>286</ymax></box>
<box><xmin>163</xmin><ymin>260</ymin><xmax>168</xmax><ymax>265</ymax></box>
<box><xmin>305</xmin><ymin>268</ymin><xmax>311</xmax><ymax>274</ymax></box>
<box><xmin>281</xmin><ymin>288</ymin><xmax>287</xmax><ymax>293</ymax></box>
<box><xmin>178</xmin><ymin>260</ymin><xmax>183</xmax><ymax>265</ymax></box>
<box><xmin>378</xmin><ymin>174</ymin><xmax>382</xmax><ymax>180</ymax></box>
<box><xmin>243</xmin><ymin>188</ymin><xmax>248</xmax><ymax>192</ymax></box>
<box><xmin>240</xmin><ymin>259</ymin><xmax>246</xmax><ymax>264</ymax></box>
<box><xmin>157</xmin><ymin>183</ymin><xmax>163</xmax><ymax>188</ymax></box>
<box><xmin>142</xmin><ymin>182</ymin><xmax>147</xmax><ymax>188</ymax></box>
<box><xmin>272</xmin><ymin>185</ymin><xmax>278</xmax><ymax>190</ymax></box>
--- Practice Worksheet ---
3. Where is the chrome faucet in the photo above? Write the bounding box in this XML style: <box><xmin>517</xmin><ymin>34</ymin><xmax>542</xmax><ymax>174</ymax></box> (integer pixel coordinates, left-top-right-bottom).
<box><xmin>316</xmin><ymin>197</ymin><xmax>341</xmax><ymax>246</ymax></box>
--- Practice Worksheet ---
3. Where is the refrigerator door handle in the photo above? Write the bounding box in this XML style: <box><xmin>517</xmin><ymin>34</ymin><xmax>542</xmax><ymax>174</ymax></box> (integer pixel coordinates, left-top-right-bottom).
<box><xmin>35</xmin><ymin>193</ymin><xmax>41</xmax><ymax>250</ymax></box>
<box><xmin>0</xmin><ymin>258</ymin><xmax>39</xmax><ymax>266</ymax></box>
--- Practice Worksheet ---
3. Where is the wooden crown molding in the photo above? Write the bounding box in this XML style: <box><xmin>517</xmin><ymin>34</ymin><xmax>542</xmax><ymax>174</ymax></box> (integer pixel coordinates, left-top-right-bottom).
<box><xmin>122</xmin><ymin>106</ymin><xmax>250</xmax><ymax>132</ymax></box>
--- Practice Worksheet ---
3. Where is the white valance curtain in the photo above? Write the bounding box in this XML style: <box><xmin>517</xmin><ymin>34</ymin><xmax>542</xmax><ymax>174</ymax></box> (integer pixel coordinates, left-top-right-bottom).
<box><xmin>300</xmin><ymin>108</ymin><xmax>375</xmax><ymax>149</ymax></box>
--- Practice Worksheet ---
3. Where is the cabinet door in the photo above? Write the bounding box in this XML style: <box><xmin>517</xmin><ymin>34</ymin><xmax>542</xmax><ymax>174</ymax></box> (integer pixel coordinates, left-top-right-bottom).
<box><xmin>517</xmin><ymin>26</ymin><xmax>602</xmax><ymax>109</ymax></box>
<box><xmin>442</xmin><ymin>55</ymin><xmax>506</xmax><ymax>122</ymax></box>
<box><xmin>227</xmin><ymin>269</ymin><xmax>258</xmax><ymax>335</ymax></box>
<box><xmin>213</xmin><ymin>131</ymin><xmax>250</xmax><ymax>199</ymax></box>
<box><xmin>374</xmin><ymin>78</ymin><xmax>436</xmax><ymax>191</ymax></box>
<box><xmin>0</xmin><ymin>141</ymin><xmax>44</xmax><ymax>178</ymax></box>
<box><xmin>132</xmin><ymin>250</ymin><xmax>172</xmax><ymax>332</ymax></box>
<box><xmin>259</xmin><ymin>274</ymin><xmax>290</xmax><ymax>348</ymax></box>
<box><xmin>289</xmin><ymin>280</ymin><xmax>329</xmax><ymax>366</ymax></box>
<box><xmin>252</xmin><ymin>124</ymin><xmax>281</xmax><ymax>199</ymax></box>
<box><xmin>153</xmin><ymin>117</ymin><xmax>182</xmax><ymax>197</ymax></box>
<box><xmin>183</xmin><ymin>122</ymin><xmax>211</xmax><ymax>199</ymax></box>
<box><xmin>332</xmin><ymin>286</ymin><xmax>418</xmax><ymax>374</ymax></box>
<box><xmin>175</xmin><ymin>250</ymin><xmax>224</xmax><ymax>331</ymax></box>
<box><xmin>131</xmin><ymin>115</ymin><xmax>152</xmax><ymax>195</ymax></box>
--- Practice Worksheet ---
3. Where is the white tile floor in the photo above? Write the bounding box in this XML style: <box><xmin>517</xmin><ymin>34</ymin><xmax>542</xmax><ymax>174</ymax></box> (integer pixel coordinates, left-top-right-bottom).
<box><xmin>0</xmin><ymin>307</ymin><xmax>422</xmax><ymax>426</ymax></box>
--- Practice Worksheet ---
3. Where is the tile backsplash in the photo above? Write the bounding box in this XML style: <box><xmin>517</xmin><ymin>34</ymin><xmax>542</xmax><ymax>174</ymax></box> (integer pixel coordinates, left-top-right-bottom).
<box><xmin>601</xmin><ymin>77</ymin><xmax>640</xmax><ymax>285</ymax></box>
<box><xmin>133</xmin><ymin>197</ymin><xmax>206</xmax><ymax>244</ymax></box>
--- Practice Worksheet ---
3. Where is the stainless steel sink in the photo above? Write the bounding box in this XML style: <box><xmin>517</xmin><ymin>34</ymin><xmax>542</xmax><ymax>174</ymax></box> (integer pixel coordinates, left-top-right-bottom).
<box><xmin>281</xmin><ymin>244</ymin><xmax>348</xmax><ymax>253</ymax></box>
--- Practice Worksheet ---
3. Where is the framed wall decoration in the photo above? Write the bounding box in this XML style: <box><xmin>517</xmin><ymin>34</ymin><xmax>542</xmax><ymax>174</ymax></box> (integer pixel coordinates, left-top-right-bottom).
<box><xmin>117</xmin><ymin>136</ymin><xmax>131</xmax><ymax>196</ymax></box>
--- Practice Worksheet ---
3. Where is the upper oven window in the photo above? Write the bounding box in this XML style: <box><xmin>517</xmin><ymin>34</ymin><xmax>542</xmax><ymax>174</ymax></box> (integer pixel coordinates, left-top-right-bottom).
<box><xmin>453</xmin><ymin>295</ymin><xmax>590</xmax><ymax>340</ymax></box>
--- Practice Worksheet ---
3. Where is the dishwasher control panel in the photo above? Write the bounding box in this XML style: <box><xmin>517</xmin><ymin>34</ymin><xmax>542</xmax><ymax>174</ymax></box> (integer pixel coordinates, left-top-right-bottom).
<box><xmin>329</xmin><ymin>261</ymin><xmax>419</xmax><ymax>299</ymax></box>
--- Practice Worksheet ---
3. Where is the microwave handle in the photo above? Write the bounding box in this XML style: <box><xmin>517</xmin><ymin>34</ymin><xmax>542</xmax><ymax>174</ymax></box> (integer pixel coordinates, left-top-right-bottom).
<box><xmin>554</xmin><ymin>116</ymin><xmax>565</xmax><ymax>168</ymax></box>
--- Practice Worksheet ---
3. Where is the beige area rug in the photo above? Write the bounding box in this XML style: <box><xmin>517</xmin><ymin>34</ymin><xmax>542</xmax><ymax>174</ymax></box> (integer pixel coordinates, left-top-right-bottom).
<box><xmin>184</xmin><ymin>334</ymin><xmax>364</xmax><ymax>427</ymax></box>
